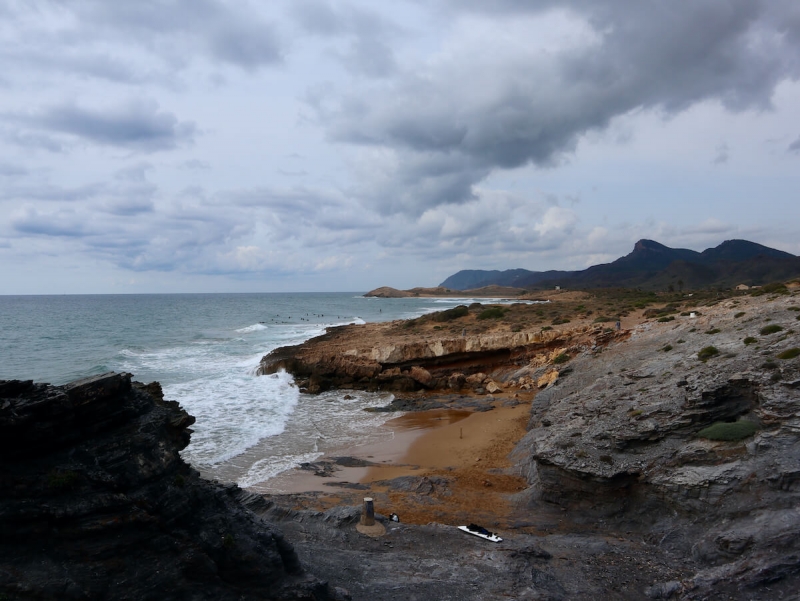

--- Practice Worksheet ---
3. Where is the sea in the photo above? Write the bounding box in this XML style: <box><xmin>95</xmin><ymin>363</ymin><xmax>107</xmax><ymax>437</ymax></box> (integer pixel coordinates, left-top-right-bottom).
<box><xmin>0</xmin><ymin>293</ymin><xmax>523</xmax><ymax>491</ymax></box>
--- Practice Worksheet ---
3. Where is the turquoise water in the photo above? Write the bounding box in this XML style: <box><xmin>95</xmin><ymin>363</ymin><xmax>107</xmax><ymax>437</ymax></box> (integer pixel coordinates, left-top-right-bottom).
<box><xmin>0</xmin><ymin>292</ymin><xmax>520</xmax><ymax>489</ymax></box>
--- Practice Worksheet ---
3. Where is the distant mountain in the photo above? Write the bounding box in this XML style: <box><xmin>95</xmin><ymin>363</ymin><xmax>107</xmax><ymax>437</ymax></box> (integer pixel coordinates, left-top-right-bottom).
<box><xmin>439</xmin><ymin>239</ymin><xmax>800</xmax><ymax>291</ymax></box>
<box><xmin>698</xmin><ymin>239</ymin><xmax>794</xmax><ymax>263</ymax></box>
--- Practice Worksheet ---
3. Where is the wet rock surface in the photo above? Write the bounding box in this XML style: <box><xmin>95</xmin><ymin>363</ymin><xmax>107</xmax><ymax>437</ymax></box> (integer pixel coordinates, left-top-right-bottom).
<box><xmin>0</xmin><ymin>373</ymin><xmax>336</xmax><ymax>601</ymax></box>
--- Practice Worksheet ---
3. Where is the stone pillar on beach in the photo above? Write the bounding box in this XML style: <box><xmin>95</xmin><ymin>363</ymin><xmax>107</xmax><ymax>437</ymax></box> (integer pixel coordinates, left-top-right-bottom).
<box><xmin>361</xmin><ymin>497</ymin><xmax>375</xmax><ymax>526</ymax></box>
<box><xmin>356</xmin><ymin>496</ymin><xmax>385</xmax><ymax>537</ymax></box>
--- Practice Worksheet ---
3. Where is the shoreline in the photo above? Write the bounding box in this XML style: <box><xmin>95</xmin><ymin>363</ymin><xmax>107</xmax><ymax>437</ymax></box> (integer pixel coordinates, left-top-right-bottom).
<box><xmin>250</xmin><ymin>407</ymin><xmax>474</xmax><ymax>494</ymax></box>
<box><xmin>256</xmin><ymin>392</ymin><xmax>534</xmax><ymax>527</ymax></box>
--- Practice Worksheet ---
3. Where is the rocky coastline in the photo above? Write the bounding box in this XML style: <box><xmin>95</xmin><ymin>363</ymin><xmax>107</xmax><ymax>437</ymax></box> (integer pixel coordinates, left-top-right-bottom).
<box><xmin>3</xmin><ymin>288</ymin><xmax>800</xmax><ymax>600</ymax></box>
<box><xmin>258</xmin><ymin>290</ymin><xmax>800</xmax><ymax>599</ymax></box>
<box><xmin>0</xmin><ymin>373</ymin><xmax>340</xmax><ymax>600</ymax></box>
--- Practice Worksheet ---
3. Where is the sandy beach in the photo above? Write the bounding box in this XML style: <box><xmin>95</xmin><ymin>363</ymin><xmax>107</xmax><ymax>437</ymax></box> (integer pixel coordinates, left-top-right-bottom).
<box><xmin>260</xmin><ymin>392</ymin><xmax>533</xmax><ymax>527</ymax></box>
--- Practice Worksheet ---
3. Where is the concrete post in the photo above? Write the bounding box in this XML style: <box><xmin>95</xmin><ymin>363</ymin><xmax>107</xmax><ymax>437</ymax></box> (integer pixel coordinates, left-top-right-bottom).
<box><xmin>361</xmin><ymin>497</ymin><xmax>375</xmax><ymax>526</ymax></box>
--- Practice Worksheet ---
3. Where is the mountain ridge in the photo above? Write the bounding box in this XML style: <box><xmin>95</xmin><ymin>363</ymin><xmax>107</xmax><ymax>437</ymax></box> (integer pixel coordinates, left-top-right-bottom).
<box><xmin>439</xmin><ymin>239</ymin><xmax>799</xmax><ymax>290</ymax></box>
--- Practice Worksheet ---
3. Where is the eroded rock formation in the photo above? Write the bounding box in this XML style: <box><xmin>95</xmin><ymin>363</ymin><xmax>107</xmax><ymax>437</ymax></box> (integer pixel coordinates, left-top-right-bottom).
<box><xmin>259</xmin><ymin>321</ymin><xmax>622</xmax><ymax>395</ymax></box>
<box><xmin>512</xmin><ymin>294</ymin><xmax>800</xmax><ymax>596</ymax></box>
<box><xmin>0</xmin><ymin>373</ymin><xmax>335</xmax><ymax>601</ymax></box>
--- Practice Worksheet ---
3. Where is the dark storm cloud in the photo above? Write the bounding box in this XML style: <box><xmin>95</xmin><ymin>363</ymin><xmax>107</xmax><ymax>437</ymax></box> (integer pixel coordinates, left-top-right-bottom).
<box><xmin>324</xmin><ymin>0</ymin><xmax>800</xmax><ymax>214</ymax></box>
<box><xmin>26</xmin><ymin>100</ymin><xmax>196</xmax><ymax>152</ymax></box>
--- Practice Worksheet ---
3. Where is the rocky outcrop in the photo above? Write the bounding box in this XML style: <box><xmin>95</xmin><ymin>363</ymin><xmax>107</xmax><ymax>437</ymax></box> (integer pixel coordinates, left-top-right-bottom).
<box><xmin>512</xmin><ymin>293</ymin><xmax>800</xmax><ymax>596</ymax></box>
<box><xmin>0</xmin><ymin>373</ymin><xmax>336</xmax><ymax>601</ymax></box>
<box><xmin>364</xmin><ymin>285</ymin><xmax>527</xmax><ymax>297</ymax></box>
<box><xmin>259</xmin><ymin>322</ymin><xmax>622</xmax><ymax>394</ymax></box>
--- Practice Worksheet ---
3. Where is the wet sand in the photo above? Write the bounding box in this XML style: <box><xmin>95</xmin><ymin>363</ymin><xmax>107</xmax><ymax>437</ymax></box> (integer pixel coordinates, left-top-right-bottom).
<box><xmin>258</xmin><ymin>397</ymin><xmax>533</xmax><ymax>527</ymax></box>
<box><xmin>253</xmin><ymin>408</ymin><xmax>473</xmax><ymax>494</ymax></box>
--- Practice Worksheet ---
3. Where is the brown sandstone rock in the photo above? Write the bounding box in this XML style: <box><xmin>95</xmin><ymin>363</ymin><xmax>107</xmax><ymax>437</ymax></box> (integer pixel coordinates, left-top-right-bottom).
<box><xmin>409</xmin><ymin>366</ymin><xmax>434</xmax><ymax>387</ymax></box>
<box><xmin>536</xmin><ymin>369</ymin><xmax>559</xmax><ymax>389</ymax></box>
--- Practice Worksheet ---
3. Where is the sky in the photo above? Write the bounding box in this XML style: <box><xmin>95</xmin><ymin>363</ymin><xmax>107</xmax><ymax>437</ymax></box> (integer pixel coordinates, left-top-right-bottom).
<box><xmin>1</xmin><ymin>0</ymin><xmax>799</xmax><ymax>294</ymax></box>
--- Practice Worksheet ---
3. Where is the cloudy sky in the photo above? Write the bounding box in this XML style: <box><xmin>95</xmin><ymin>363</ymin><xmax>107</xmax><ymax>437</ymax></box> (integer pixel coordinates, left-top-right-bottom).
<box><xmin>2</xmin><ymin>0</ymin><xmax>799</xmax><ymax>294</ymax></box>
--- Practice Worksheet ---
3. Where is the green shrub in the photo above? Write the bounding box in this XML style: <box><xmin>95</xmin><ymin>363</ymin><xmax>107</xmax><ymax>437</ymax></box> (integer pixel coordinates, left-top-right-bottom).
<box><xmin>788</xmin><ymin>306</ymin><xmax>800</xmax><ymax>312</ymax></box>
<box><xmin>433</xmin><ymin>305</ymin><xmax>469</xmax><ymax>322</ymax></box>
<box><xmin>760</xmin><ymin>324</ymin><xmax>784</xmax><ymax>335</ymax></box>
<box><xmin>697</xmin><ymin>420</ymin><xmax>758</xmax><ymax>441</ymax></box>
<box><xmin>765</xmin><ymin>282</ymin><xmax>790</xmax><ymax>294</ymax></box>
<box><xmin>733</xmin><ymin>312</ymin><xmax>745</xmax><ymax>318</ymax></box>
<box><xmin>661</xmin><ymin>344</ymin><xmax>673</xmax><ymax>352</ymax></box>
<box><xmin>743</xmin><ymin>336</ymin><xmax>757</xmax><ymax>345</ymax></box>
<box><xmin>698</xmin><ymin>346</ymin><xmax>719</xmax><ymax>360</ymax></box>
<box><xmin>705</xmin><ymin>328</ymin><xmax>721</xmax><ymax>334</ymax></box>
<box><xmin>777</xmin><ymin>347</ymin><xmax>800</xmax><ymax>360</ymax></box>
<box><xmin>552</xmin><ymin>352</ymin><xmax>570</xmax><ymax>364</ymax></box>
<box><xmin>478</xmin><ymin>307</ymin><xmax>506</xmax><ymax>320</ymax></box>
<box><xmin>541</xmin><ymin>326</ymin><xmax>553</xmax><ymax>331</ymax></box>
<box><xmin>657</xmin><ymin>316</ymin><xmax>675</xmax><ymax>323</ymax></box>
<box><xmin>593</xmin><ymin>316</ymin><xmax>615</xmax><ymax>323</ymax></box>
<box><xmin>761</xmin><ymin>361</ymin><xmax>778</xmax><ymax>370</ymax></box>
<box><xmin>751</xmin><ymin>282</ymin><xmax>789</xmax><ymax>296</ymax></box>
<box><xmin>551</xmin><ymin>317</ymin><xmax>570</xmax><ymax>325</ymax></box>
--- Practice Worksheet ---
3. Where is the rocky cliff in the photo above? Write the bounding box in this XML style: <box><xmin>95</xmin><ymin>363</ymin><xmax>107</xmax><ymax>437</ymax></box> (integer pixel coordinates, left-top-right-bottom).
<box><xmin>259</xmin><ymin>318</ymin><xmax>622</xmax><ymax>395</ymax></box>
<box><xmin>0</xmin><ymin>373</ymin><xmax>337</xmax><ymax>601</ymax></box>
<box><xmin>512</xmin><ymin>293</ymin><xmax>800</xmax><ymax>597</ymax></box>
<box><xmin>257</xmin><ymin>290</ymin><xmax>800</xmax><ymax>599</ymax></box>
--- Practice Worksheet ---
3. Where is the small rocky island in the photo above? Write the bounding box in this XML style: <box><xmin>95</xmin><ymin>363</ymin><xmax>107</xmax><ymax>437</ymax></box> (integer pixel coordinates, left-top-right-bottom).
<box><xmin>3</xmin><ymin>285</ymin><xmax>800</xmax><ymax>600</ymax></box>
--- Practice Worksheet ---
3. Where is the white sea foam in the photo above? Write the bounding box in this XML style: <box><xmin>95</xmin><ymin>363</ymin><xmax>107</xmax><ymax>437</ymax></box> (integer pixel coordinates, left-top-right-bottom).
<box><xmin>170</xmin><ymin>369</ymin><xmax>299</xmax><ymax>467</ymax></box>
<box><xmin>237</xmin><ymin>452</ymin><xmax>324</xmax><ymax>489</ymax></box>
<box><xmin>229</xmin><ymin>389</ymin><xmax>399</xmax><ymax>488</ymax></box>
<box><xmin>89</xmin><ymin>295</ymin><xmax>459</xmax><ymax>488</ymax></box>
<box><xmin>235</xmin><ymin>323</ymin><xmax>268</xmax><ymax>333</ymax></box>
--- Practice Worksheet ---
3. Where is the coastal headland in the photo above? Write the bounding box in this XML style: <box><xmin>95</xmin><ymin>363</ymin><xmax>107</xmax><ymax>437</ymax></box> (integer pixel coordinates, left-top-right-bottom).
<box><xmin>362</xmin><ymin>284</ymin><xmax>530</xmax><ymax>298</ymax></box>
<box><xmin>257</xmin><ymin>285</ymin><xmax>800</xmax><ymax>599</ymax></box>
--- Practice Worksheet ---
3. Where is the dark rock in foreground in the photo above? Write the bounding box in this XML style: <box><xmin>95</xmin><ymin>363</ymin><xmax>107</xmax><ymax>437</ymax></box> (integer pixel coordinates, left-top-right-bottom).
<box><xmin>0</xmin><ymin>373</ymin><xmax>335</xmax><ymax>601</ymax></box>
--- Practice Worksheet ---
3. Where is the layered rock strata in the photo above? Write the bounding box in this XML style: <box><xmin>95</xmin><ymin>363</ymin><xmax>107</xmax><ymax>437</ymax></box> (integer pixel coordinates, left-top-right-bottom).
<box><xmin>0</xmin><ymin>373</ymin><xmax>335</xmax><ymax>601</ymax></box>
<box><xmin>259</xmin><ymin>322</ymin><xmax>622</xmax><ymax>395</ymax></box>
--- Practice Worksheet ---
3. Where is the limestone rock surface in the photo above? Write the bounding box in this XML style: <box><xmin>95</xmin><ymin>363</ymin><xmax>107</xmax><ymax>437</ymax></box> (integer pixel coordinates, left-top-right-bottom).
<box><xmin>512</xmin><ymin>294</ymin><xmax>800</xmax><ymax>597</ymax></box>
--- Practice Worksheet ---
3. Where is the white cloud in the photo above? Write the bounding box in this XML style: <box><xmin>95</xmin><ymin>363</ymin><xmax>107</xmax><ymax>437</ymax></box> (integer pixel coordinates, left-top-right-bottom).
<box><xmin>0</xmin><ymin>1</ymin><xmax>797</xmax><ymax>293</ymax></box>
